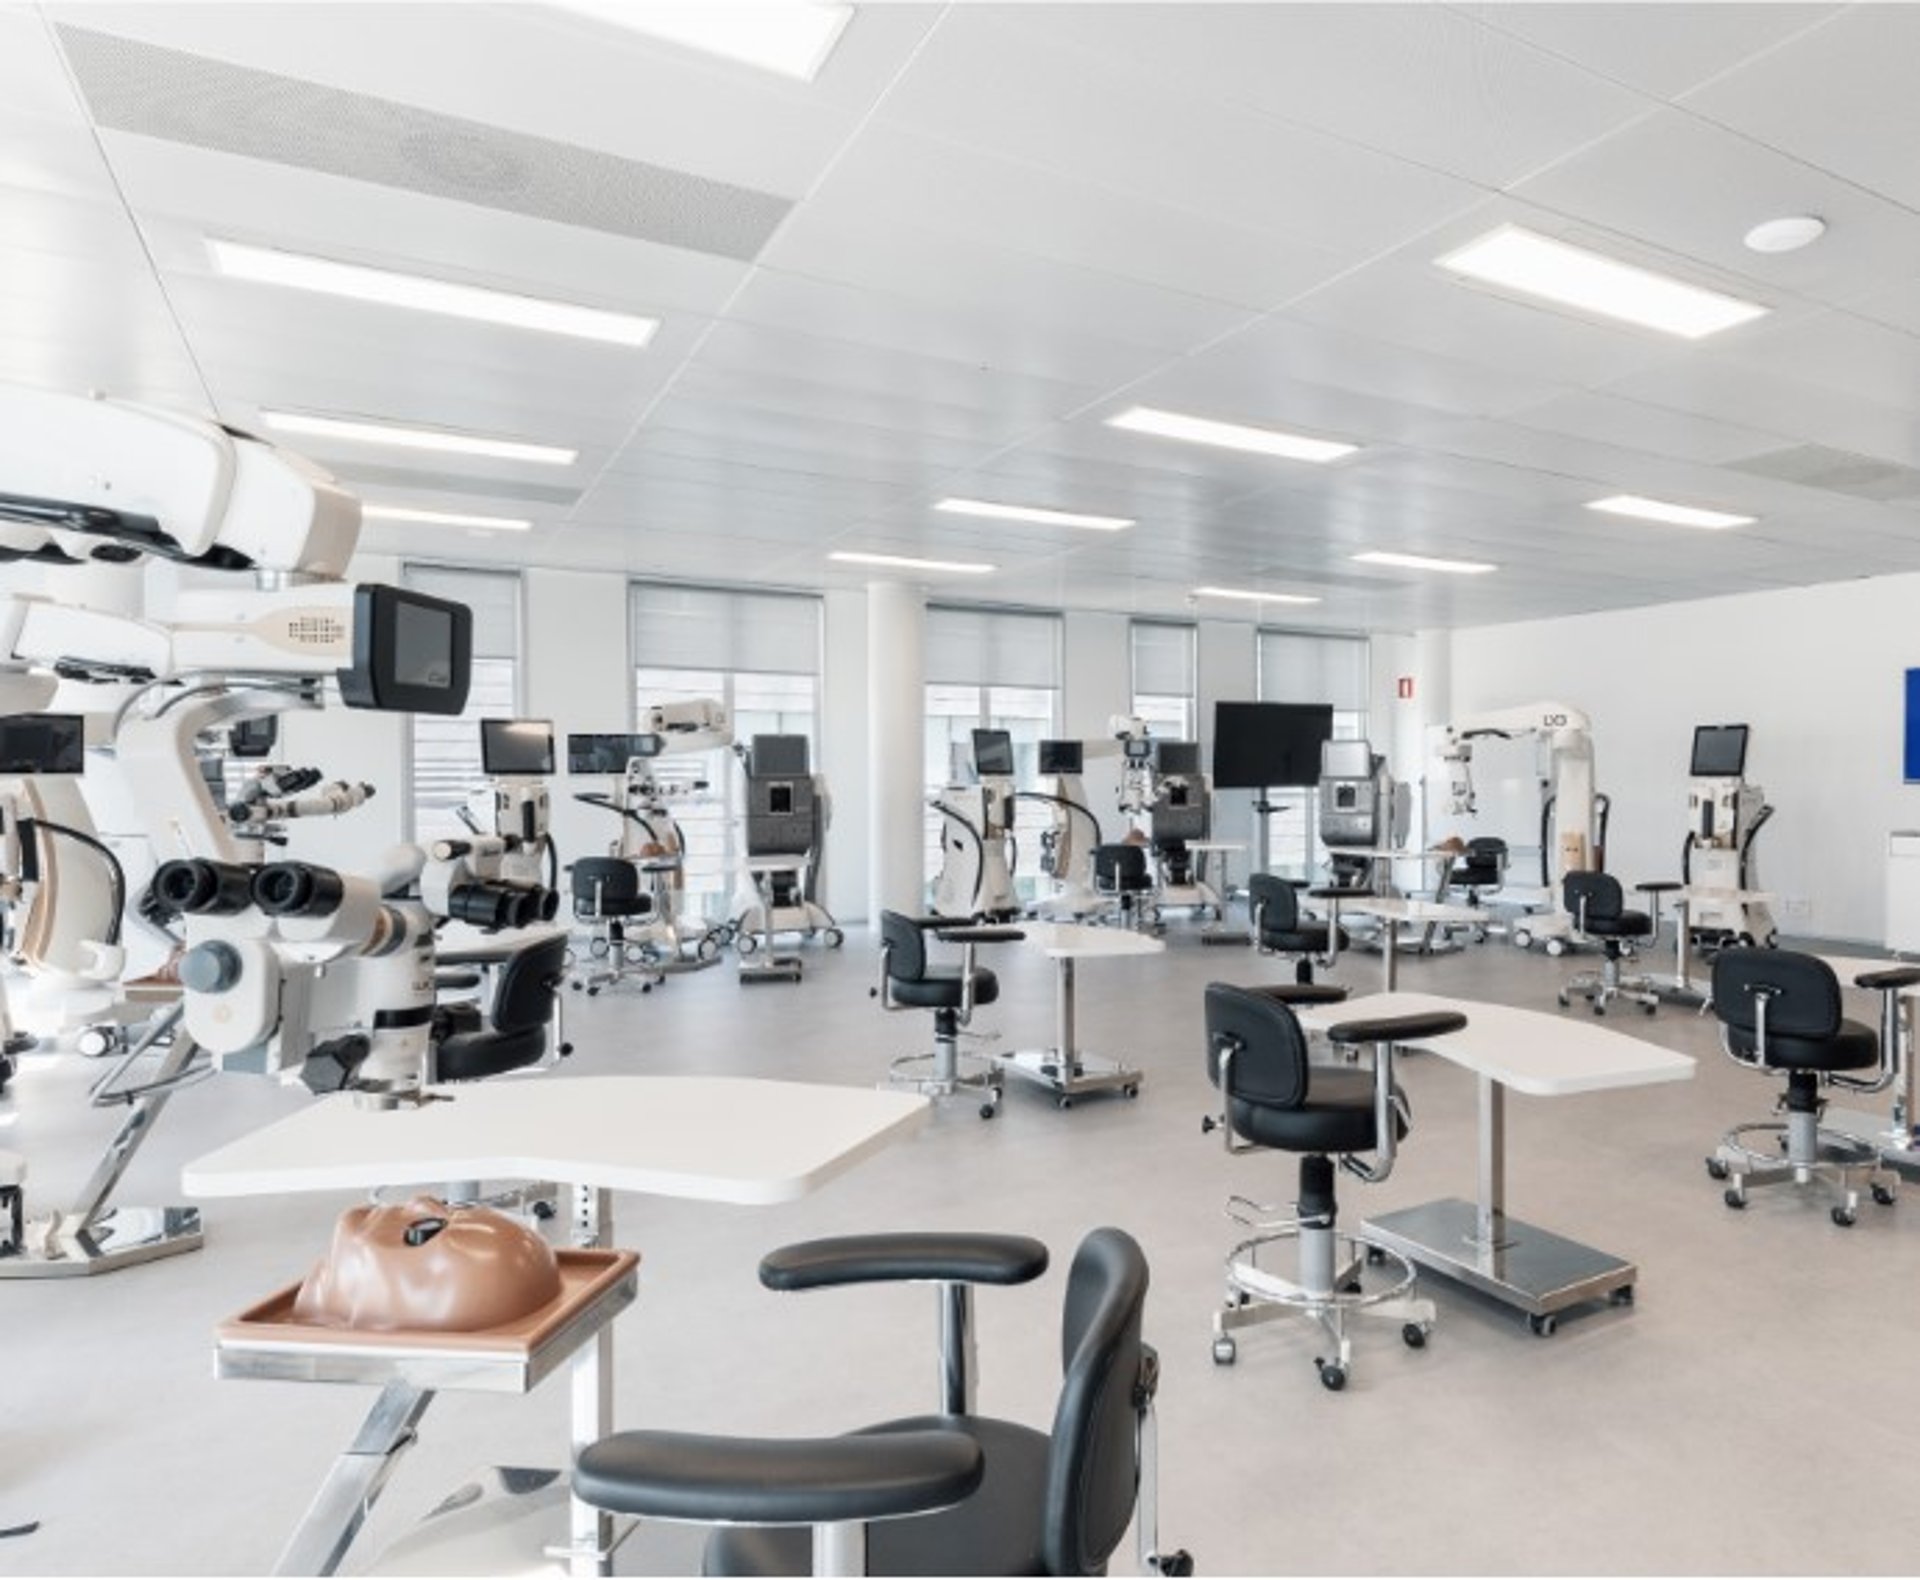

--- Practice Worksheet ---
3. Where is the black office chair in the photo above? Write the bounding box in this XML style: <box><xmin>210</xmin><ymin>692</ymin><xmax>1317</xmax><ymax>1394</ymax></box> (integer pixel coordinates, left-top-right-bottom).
<box><xmin>1448</xmin><ymin>837</ymin><xmax>1508</xmax><ymax>904</ymax></box>
<box><xmin>569</xmin><ymin>857</ymin><xmax>662</xmax><ymax>995</ymax></box>
<box><xmin>1091</xmin><ymin>842</ymin><xmax>1156</xmax><ymax>931</ymax></box>
<box><xmin>1706</xmin><ymin>948</ymin><xmax>1907</xmax><ymax>1225</ymax></box>
<box><xmin>1201</xmin><ymin>982</ymin><xmax>1465</xmax><ymax>1391</ymax></box>
<box><xmin>875</xmin><ymin>910</ymin><xmax>1021</xmax><ymax>1119</ymax></box>
<box><xmin>429</xmin><ymin>934</ymin><xmax>571</xmax><ymax>1083</ymax></box>
<box><xmin>1248</xmin><ymin>873</ymin><xmax>1347</xmax><ymax>985</ymax></box>
<box><xmin>572</xmin><ymin>1228</ymin><xmax>1192</xmax><ymax>1577</ymax></box>
<box><xmin>1559</xmin><ymin>871</ymin><xmax>1658</xmax><ymax>1015</ymax></box>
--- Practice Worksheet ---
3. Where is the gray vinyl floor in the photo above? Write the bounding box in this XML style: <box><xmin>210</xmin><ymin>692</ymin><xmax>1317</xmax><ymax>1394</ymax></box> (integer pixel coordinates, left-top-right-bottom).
<box><xmin>8</xmin><ymin>916</ymin><xmax>1920</xmax><ymax>1577</ymax></box>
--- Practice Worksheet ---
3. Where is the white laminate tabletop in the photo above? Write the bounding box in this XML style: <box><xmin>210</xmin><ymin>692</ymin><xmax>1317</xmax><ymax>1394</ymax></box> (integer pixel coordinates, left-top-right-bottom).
<box><xmin>1677</xmin><ymin>885</ymin><xmax>1775</xmax><ymax>904</ymax></box>
<box><xmin>1018</xmin><ymin>921</ymin><xmax>1166</xmax><ymax>959</ymax></box>
<box><xmin>1339</xmin><ymin>896</ymin><xmax>1488</xmax><ymax>924</ymax></box>
<box><xmin>1297</xmin><ymin>992</ymin><xmax>1695</xmax><ymax>1097</ymax></box>
<box><xmin>183</xmin><ymin>1076</ymin><xmax>928</xmax><ymax>1205</ymax></box>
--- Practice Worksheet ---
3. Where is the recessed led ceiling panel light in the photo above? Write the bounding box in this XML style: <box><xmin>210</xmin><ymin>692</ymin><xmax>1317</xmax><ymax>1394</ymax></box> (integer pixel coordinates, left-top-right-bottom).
<box><xmin>1192</xmin><ymin>585</ymin><xmax>1321</xmax><ymax>605</ymax></box>
<box><xmin>829</xmin><ymin>550</ymin><xmax>995</xmax><ymax>575</ymax></box>
<box><xmin>550</xmin><ymin>2</ymin><xmax>854</xmax><ymax>81</ymax></box>
<box><xmin>1107</xmin><ymin>405</ymin><xmax>1359</xmax><ymax>464</ymax></box>
<box><xmin>1352</xmin><ymin>550</ymin><xmax>1497</xmax><ymax>575</ymax></box>
<box><xmin>935</xmin><ymin>498</ymin><xmax>1132</xmax><ymax>532</ymax></box>
<box><xmin>1436</xmin><ymin>224</ymin><xmax>1768</xmax><ymax>339</ymax></box>
<box><xmin>1586</xmin><ymin>494</ymin><xmax>1756</xmax><ymax>530</ymax></box>
<box><xmin>361</xmin><ymin>505</ymin><xmax>535</xmax><ymax>532</ymax></box>
<box><xmin>209</xmin><ymin>239</ymin><xmax>659</xmax><ymax>346</ymax></box>
<box><xmin>259</xmin><ymin>410</ymin><xmax>578</xmax><ymax>466</ymax></box>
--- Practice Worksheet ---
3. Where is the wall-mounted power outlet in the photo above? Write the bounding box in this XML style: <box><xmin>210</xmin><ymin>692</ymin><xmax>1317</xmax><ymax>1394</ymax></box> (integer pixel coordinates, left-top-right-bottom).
<box><xmin>1783</xmin><ymin>897</ymin><xmax>1812</xmax><ymax>921</ymax></box>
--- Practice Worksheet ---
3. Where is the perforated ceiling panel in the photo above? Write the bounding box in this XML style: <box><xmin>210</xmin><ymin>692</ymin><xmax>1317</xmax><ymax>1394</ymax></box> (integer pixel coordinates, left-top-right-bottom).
<box><xmin>57</xmin><ymin>25</ymin><xmax>793</xmax><ymax>261</ymax></box>
<box><xmin>1728</xmin><ymin>444</ymin><xmax>1920</xmax><ymax>501</ymax></box>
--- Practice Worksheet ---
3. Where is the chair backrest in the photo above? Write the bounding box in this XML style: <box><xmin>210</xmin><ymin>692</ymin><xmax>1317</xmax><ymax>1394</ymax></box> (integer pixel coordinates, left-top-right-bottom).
<box><xmin>1712</xmin><ymin>947</ymin><xmax>1843</xmax><ymax>1042</ymax></box>
<box><xmin>879</xmin><ymin>909</ymin><xmax>928</xmax><ymax>984</ymax></box>
<box><xmin>1246</xmin><ymin>872</ymin><xmax>1299</xmax><ymax>935</ymax></box>
<box><xmin>489</xmin><ymin>934</ymin><xmax>569</xmax><ymax>1033</ymax></box>
<box><xmin>1043</xmin><ymin>1227</ymin><xmax>1151</xmax><ymax>1578</ymax></box>
<box><xmin>1092</xmin><ymin>843</ymin><xmax>1148</xmax><ymax>891</ymax></box>
<box><xmin>1202</xmin><ymin>981</ymin><xmax>1310</xmax><ymax>1111</ymax></box>
<box><xmin>1458</xmin><ymin>837</ymin><xmax>1507</xmax><ymax>882</ymax></box>
<box><xmin>572</xmin><ymin>857</ymin><xmax>638</xmax><ymax>909</ymax></box>
<box><xmin>1562</xmin><ymin>870</ymin><xmax>1623</xmax><ymax>924</ymax></box>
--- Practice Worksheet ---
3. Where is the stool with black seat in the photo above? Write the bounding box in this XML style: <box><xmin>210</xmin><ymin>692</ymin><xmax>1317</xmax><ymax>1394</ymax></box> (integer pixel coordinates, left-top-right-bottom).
<box><xmin>1248</xmin><ymin>873</ymin><xmax>1347</xmax><ymax>984</ymax></box>
<box><xmin>1091</xmin><ymin>842</ymin><xmax>1156</xmax><ymax>932</ymax></box>
<box><xmin>1448</xmin><ymin>837</ymin><xmax>1507</xmax><ymax>905</ymax></box>
<box><xmin>875</xmin><ymin>910</ymin><xmax>1022</xmax><ymax>1119</ymax></box>
<box><xmin>1201</xmin><ymin>981</ymin><xmax>1466</xmax><ymax>1391</ymax></box>
<box><xmin>1707</xmin><ymin>947</ymin><xmax>1901</xmax><ymax>1226</ymax></box>
<box><xmin>571</xmin><ymin>1227</ymin><xmax>1192</xmax><ymax>1578</ymax></box>
<box><xmin>431</xmin><ymin>934</ymin><xmax>572</xmax><ymax>1084</ymax></box>
<box><xmin>1559</xmin><ymin>871</ymin><xmax>1658</xmax><ymax>1016</ymax></box>
<box><xmin>568</xmin><ymin>856</ymin><xmax>664</xmax><ymax>995</ymax></box>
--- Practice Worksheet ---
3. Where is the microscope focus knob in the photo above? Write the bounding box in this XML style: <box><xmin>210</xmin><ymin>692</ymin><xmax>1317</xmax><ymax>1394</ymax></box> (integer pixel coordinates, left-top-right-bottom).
<box><xmin>180</xmin><ymin>941</ymin><xmax>243</xmax><ymax>994</ymax></box>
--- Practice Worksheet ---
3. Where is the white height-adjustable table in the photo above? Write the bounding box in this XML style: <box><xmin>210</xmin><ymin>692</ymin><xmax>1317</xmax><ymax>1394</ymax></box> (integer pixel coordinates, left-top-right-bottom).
<box><xmin>995</xmin><ymin>922</ymin><xmax>1162</xmax><ymax>1107</ymax></box>
<box><xmin>183</xmin><ymin>1076</ymin><xmax>928</xmax><ymax>1576</ymax></box>
<box><xmin>1298</xmin><ymin>994</ymin><xmax>1695</xmax><ymax>1332</ymax></box>
<box><xmin>1332</xmin><ymin>897</ymin><xmax>1489</xmax><ymax>989</ymax></box>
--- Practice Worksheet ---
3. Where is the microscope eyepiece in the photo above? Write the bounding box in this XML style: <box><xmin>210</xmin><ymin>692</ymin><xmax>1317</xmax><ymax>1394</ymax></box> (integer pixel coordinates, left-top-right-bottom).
<box><xmin>152</xmin><ymin>858</ymin><xmax>255</xmax><ymax>916</ymax></box>
<box><xmin>252</xmin><ymin>861</ymin><xmax>346</xmax><ymax>918</ymax></box>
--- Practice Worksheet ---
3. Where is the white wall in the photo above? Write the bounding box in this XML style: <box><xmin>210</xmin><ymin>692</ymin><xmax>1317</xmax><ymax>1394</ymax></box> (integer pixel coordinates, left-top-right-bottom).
<box><xmin>1062</xmin><ymin>610</ymin><xmax>1129</xmax><ymax>826</ymax></box>
<box><xmin>525</xmin><ymin>568</ymin><xmax>632</xmax><ymax>870</ymax></box>
<box><xmin>1198</xmin><ymin>617</ymin><xmax>1259</xmax><ymax>850</ymax></box>
<box><xmin>1451</xmin><ymin>573</ymin><xmax>1920</xmax><ymax>944</ymax></box>
<box><xmin>820</xmin><ymin>587</ymin><xmax>868</xmax><ymax>919</ymax></box>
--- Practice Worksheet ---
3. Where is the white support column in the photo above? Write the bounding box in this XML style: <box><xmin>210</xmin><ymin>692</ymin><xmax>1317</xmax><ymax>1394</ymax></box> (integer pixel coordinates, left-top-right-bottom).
<box><xmin>867</xmin><ymin>580</ymin><xmax>925</xmax><ymax>925</ymax></box>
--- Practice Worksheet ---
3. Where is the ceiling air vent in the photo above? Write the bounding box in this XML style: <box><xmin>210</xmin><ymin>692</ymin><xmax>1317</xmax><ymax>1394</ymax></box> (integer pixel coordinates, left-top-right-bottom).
<box><xmin>1728</xmin><ymin>443</ymin><xmax>1920</xmax><ymax>501</ymax></box>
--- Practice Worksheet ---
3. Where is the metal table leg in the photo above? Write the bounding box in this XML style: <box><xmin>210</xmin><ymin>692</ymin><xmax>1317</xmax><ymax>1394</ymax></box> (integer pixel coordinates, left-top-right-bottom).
<box><xmin>274</xmin><ymin>1380</ymin><xmax>434</xmax><ymax>1577</ymax></box>
<box><xmin>565</xmin><ymin>1185</ymin><xmax>617</xmax><ymax>1577</ymax></box>
<box><xmin>993</xmin><ymin>955</ymin><xmax>1142</xmax><ymax>1107</ymax></box>
<box><xmin>1382</xmin><ymin>921</ymin><xmax>1399</xmax><ymax>992</ymax></box>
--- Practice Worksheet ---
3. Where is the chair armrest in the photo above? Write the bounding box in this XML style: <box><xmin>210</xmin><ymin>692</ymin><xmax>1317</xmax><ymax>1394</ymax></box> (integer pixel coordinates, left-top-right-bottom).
<box><xmin>761</xmin><ymin>1233</ymin><xmax>1050</xmax><ymax>1292</ymax></box>
<box><xmin>573</xmin><ymin>1428</ymin><xmax>983</xmax><ymax>1525</ymax></box>
<box><xmin>1242</xmin><ymin>983</ymin><xmax>1350</xmax><ymax>1006</ymax></box>
<box><xmin>1635</xmin><ymin>881</ymin><xmax>1682</xmax><ymax>894</ymax></box>
<box><xmin>1325</xmin><ymin>1010</ymin><xmax>1468</xmax><ymax>1046</ymax></box>
<box><xmin>1305</xmin><ymin>887</ymin><xmax>1350</xmax><ymax>901</ymax></box>
<box><xmin>900</xmin><ymin>914</ymin><xmax>962</xmax><ymax>930</ymax></box>
<box><xmin>1856</xmin><ymin>966</ymin><xmax>1920</xmax><ymax>992</ymax></box>
<box><xmin>936</xmin><ymin>926</ymin><xmax>1026</xmax><ymax>945</ymax></box>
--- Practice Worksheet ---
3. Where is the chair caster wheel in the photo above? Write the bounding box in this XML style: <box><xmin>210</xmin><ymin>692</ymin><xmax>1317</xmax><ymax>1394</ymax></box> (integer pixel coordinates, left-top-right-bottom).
<box><xmin>1317</xmin><ymin>1360</ymin><xmax>1347</xmax><ymax>1391</ymax></box>
<box><xmin>1527</xmin><ymin>1312</ymin><xmax>1557</xmax><ymax>1338</ymax></box>
<box><xmin>1212</xmin><ymin>1337</ymin><xmax>1236</xmax><ymax>1366</ymax></box>
<box><xmin>1364</xmin><ymin>1245</ymin><xmax>1387</xmax><ymax>1265</ymax></box>
<box><xmin>1402</xmin><ymin>1322</ymin><xmax>1428</xmax><ymax>1349</ymax></box>
<box><xmin>571</xmin><ymin>982</ymin><xmax>583</xmax><ymax>992</ymax></box>
<box><xmin>1340</xmin><ymin>1279</ymin><xmax>1363</xmax><ymax>1295</ymax></box>
<box><xmin>1156</xmin><ymin>1551</ymin><xmax>1195</xmax><ymax>1577</ymax></box>
<box><xmin>1609</xmin><ymin>1284</ymin><xmax>1635</xmax><ymax>1306</ymax></box>
<box><xmin>1873</xmin><ymin>1183</ymin><xmax>1896</xmax><ymax>1207</ymax></box>
<box><xmin>1724</xmin><ymin>1189</ymin><xmax>1746</xmax><ymax>1210</ymax></box>
<box><xmin>1556</xmin><ymin>993</ymin><xmax>1569</xmax><ymax>1009</ymax></box>
<box><xmin>825</xmin><ymin>928</ymin><xmax>845</xmax><ymax>948</ymax></box>
<box><xmin>1592</xmin><ymin>1003</ymin><xmax>1606</xmax><ymax>1016</ymax></box>
<box><xmin>1642</xmin><ymin>1003</ymin><xmax>1657</xmax><ymax>1016</ymax></box>
<box><xmin>1832</xmin><ymin>1206</ymin><xmax>1857</xmax><ymax>1228</ymax></box>
<box><xmin>1123</xmin><ymin>1084</ymin><xmax>1140</xmax><ymax>1099</ymax></box>
<box><xmin>979</xmin><ymin>1102</ymin><xmax>998</xmax><ymax>1120</ymax></box>
<box><xmin>1705</xmin><ymin>1158</ymin><xmax>1729</xmax><ymax>1180</ymax></box>
<box><xmin>587</xmin><ymin>987</ymin><xmax>601</xmax><ymax>997</ymax></box>
<box><xmin>1057</xmin><ymin>1096</ymin><xmax>1074</xmax><ymax>1110</ymax></box>
<box><xmin>559</xmin><ymin>1042</ymin><xmax>574</xmax><ymax>1057</ymax></box>
<box><xmin>532</xmin><ymin>1200</ymin><xmax>557</xmax><ymax>1221</ymax></box>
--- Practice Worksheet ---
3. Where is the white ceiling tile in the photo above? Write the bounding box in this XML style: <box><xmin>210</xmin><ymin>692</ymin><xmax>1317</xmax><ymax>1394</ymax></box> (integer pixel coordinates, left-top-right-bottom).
<box><xmin>1501</xmin><ymin>389</ymin><xmax>1789</xmax><ymax>465</ymax></box>
<box><xmin>1460</xmin><ymin>4</ymin><xmax>1840</xmax><ymax>101</ymax></box>
<box><xmin>1712</xmin><ymin>308</ymin><xmax>1920</xmax><ymax>414</ymax></box>
<box><xmin>1681</xmin><ymin>7</ymin><xmax>1920</xmax><ymax>211</ymax></box>
<box><xmin>0</xmin><ymin>8</ymin><xmax>92</xmax><ymax>123</ymax></box>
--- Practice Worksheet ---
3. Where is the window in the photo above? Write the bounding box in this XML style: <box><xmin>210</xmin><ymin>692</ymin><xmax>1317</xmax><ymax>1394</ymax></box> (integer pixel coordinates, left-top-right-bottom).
<box><xmin>923</xmin><ymin>607</ymin><xmax>1062</xmax><ymax>896</ymax></box>
<box><xmin>1130</xmin><ymin>621</ymin><xmax>1197</xmax><ymax>741</ymax></box>
<box><xmin>1257</xmin><ymin>630</ymin><xmax>1369</xmax><ymax>880</ymax></box>
<box><xmin>403</xmin><ymin>565</ymin><xmax>522</xmax><ymax>845</ymax></box>
<box><xmin>629</xmin><ymin>583</ymin><xmax>822</xmax><ymax>922</ymax></box>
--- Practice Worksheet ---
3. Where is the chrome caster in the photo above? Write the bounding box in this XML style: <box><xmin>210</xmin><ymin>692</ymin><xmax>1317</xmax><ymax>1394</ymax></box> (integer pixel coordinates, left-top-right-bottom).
<box><xmin>1212</xmin><ymin>1336</ymin><xmax>1237</xmax><ymax>1366</ymax></box>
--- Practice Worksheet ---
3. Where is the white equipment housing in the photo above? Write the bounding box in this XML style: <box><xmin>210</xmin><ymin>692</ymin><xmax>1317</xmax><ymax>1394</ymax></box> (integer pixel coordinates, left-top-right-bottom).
<box><xmin>1685</xmin><ymin>774</ymin><xmax>1776</xmax><ymax>947</ymax></box>
<box><xmin>931</xmin><ymin>781</ymin><xmax>1018</xmax><ymax>920</ymax></box>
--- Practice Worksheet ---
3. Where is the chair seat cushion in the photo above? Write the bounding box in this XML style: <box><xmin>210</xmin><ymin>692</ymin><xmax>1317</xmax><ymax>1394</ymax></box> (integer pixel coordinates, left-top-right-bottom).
<box><xmin>1583</xmin><ymin>911</ymin><xmax>1651</xmax><ymax>938</ymax></box>
<box><xmin>1228</xmin><ymin>1063</ymin><xmax>1408</xmax><ymax>1155</ymax></box>
<box><xmin>1260</xmin><ymin>924</ymin><xmax>1348</xmax><ymax>955</ymax></box>
<box><xmin>436</xmin><ymin>1024</ymin><xmax>548</xmax><ymax>1082</ymax></box>
<box><xmin>1728</xmin><ymin>1017</ymin><xmax>1879</xmax><ymax>1072</ymax></box>
<box><xmin>705</xmin><ymin>1415</ymin><xmax>1048</xmax><ymax>1578</ymax></box>
<box><xmin>891</xmin><ymin>966</ymin><xmax>999</xmax><ymax>1010</ymax></box>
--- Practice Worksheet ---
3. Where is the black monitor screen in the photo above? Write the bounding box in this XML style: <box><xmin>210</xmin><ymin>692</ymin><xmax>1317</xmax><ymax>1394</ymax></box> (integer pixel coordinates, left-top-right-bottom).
<box><xmin>338</xmin><ymin>584</ymin><xmax>473</xmax><ymax>716</ymax></box>
<box><xmin>1690</xmin><ymin>724</ymin><xmax>1749</xmax><ymax>778</ymax></box>
<box><xmin>1155</xmin><ymin>740</ymin><xmax>1201</xmax><ymax>776</ymax></box>
<box><xmin>972</xmin><ymin>728</ymin><xmax>1015</xmax><ymax>778</ymax></box>
<box><xmin>1038</xmin><ymin>739</ymin><xmax>1083</xmax><ymax>776</ymax></box>
<box><xmin>566</xmin><ymin>733</ymin><xmax>662</xmax><ymax>775</ymax></box>
<box><xmin>1320</xmin><ymin>739</ymin><xmax>1373</xmax><ymax>780</ymax></box>
<box><xmin>0</xmin><ymin>713</ymin><xmax>83</xmax><ymax>775</ymax></box>
<box><xmin>751</xmin><ymin>734</ymin><xmax>810</xmax><ymax>777</ymax></box>
<box><xmin>1212</xmin><ymin>701</ymin><xmax>1334</xmax><ymax>789</ymax></box>
<box><xmin>1124</xmin><ymin>737</ymin><xmax>1154</xmax><ymax>764</ymax></box>
<box><xmin>481</xmin><ymin>718</ymin><xmax>554</xmax><ymax>777</ymax></box>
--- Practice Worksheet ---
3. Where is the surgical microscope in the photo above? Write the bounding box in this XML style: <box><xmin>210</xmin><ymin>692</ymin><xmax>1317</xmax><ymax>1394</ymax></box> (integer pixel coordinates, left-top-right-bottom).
<box><xmin>1115</xmin><ymin>723</ymin><xmax>1223</xmax><ymax>924</ymax></box>
<box><xmin>930</xmin><ymin>727</ymin><xmax>1020</xmax><ymax>921</ymax></box>
<box><xmin>1022</xmin><ymin>737</ymin><xmax>1106</xmax><ymax>920</ymax></box>
<box><xmin>1682</xmin><ymin>722</ymin><xmax>1776</xmax><ymax>950</ymax></box>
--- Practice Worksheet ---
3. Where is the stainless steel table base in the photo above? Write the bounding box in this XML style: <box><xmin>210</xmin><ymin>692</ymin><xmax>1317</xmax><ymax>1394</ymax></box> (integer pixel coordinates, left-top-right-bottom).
<box><xmin>0</xmin><ymin>1204</ymin><xmax>203</xmax><ymax>1278</ymax></box>
<box><xmin>995</xmin><ymin>1049</ymin><xmax>1141</xmax><ymax>1108</ymax></box>
<box><xmin>1361</xmin><ymin>1198</ymin><xmax>1637</xmax><ymax>1327</ymax></box>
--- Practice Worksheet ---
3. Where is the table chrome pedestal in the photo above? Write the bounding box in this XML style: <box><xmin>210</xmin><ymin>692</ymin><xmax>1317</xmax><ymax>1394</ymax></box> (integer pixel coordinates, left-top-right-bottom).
<box><xmin>997</xmin><ymin>955</ymin><xmax>1143</xmax><ymax>1110</ymax></box>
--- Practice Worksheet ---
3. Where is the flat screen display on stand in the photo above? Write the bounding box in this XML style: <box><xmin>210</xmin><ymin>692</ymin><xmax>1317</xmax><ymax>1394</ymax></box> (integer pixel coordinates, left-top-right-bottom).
<box><xmin>1211</xmin><ymin>702</ymin><xmax>1333</xmax><ymax>789</ymax></box>
<box><xmin>1038</xmin><ymin>739</ymin><xmax>1083</xmax><ymax>776</ymax></box>
<box><xmin>0</xmin><ymin>713</ymin><xmax>84</xmax><ymax>774</ymax></box>
<box><xmin>1320</xmin><ymin>739</ymin><xmax>1373</xmax><ymax>780</ymax></box>
<box><xmin>565</xmin><ymin>733</ymin><xmax>662</xmax><ymax>776</ymax></box>
<box><xmin>1689</xmin><ymin>724</ymin><xmax>1749</xmax><ymax>779</ymax></box>
<box><xmin>1155</xmin><ymin>740</ymin><xmax>1201</xmax><ymax>776</ymax></box>
<box><xmin>972</xmin><ymin>728</ymin><xmax>1015</xmax><ymax>778</ymax></box>
<box><xmin>481</xmin><ymin>718</ymin><xmax>555</xmax><ymax>777</ymax></box>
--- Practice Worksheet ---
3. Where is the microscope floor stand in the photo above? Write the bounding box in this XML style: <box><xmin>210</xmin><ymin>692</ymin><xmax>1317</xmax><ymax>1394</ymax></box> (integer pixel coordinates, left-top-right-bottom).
<box><xmin>994</xmin><ymin>1048</ymin><xmax>1142</xmax><ymax>1109</ymax></box>
<box><xmin>0</xmin><ymin>1204</ymin><xmax>203</xmax><ymax>1278</ymax></box>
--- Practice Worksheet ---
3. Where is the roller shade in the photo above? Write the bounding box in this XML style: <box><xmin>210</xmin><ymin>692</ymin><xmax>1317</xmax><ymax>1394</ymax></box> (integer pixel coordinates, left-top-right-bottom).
<box><xmin>1132</xmin><ymin>621</ymin><xmax>1195</xmax><ymax>696</ymax></box>
<box><xmin>1259</xmin><ymin>631</ymin><xmax>1367</xmax><ymax>710</ymax></box>
<box><xmin>630</xmin><ymin>583</ymin><xmax>820</xmax><ymax>675</ymax></box>
<box><xmin>401</xmin><ymin>564</ymin><xmax>520</xmax><ymax>661</ymax></box>
<box><xmin>926</xmin><ymin>606</ymin><xmax>1060</xmax><ymax>689</ymax></box>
